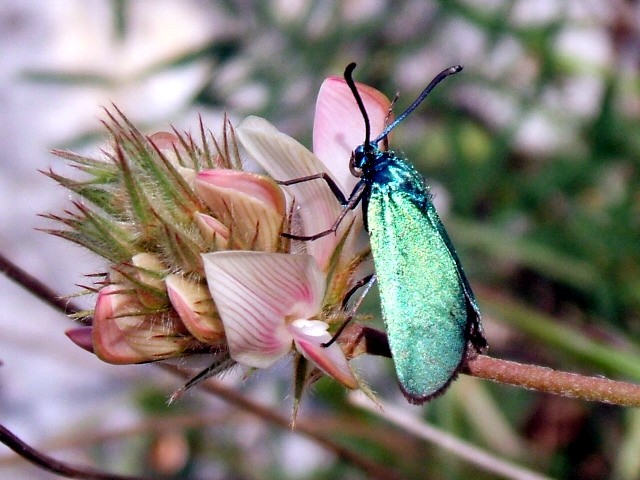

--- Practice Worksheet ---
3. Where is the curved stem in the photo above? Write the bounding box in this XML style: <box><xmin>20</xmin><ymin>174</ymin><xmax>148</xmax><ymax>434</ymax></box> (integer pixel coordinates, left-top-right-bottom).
<box><xmin>356</xmin><ymin>326</ymin><xmax>640</xmax><ymax>407</ymax></box>
<box><xmin>350</xmin><ymin>393</ymin><xmax>550</xmax><ymax>480</ymax></box>
<box><xmin>0</xmin><ymin>252</ymin><xmax>82</xmax><ymax>316</ymax></box>
<box><xmin>0</xmin><ymin>423</ymin><xmax>152</xmax><ymax>480</ymax></box>
<box><xmin>463</xmin><ymin>354</ymin><xmax>640</xmax><ymax>407</ymax></box>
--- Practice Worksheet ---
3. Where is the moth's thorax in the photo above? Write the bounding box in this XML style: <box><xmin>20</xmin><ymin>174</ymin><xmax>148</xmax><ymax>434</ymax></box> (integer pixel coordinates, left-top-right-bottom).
<box><xmin>357</xmin><ymin>145</ymin><xmax>427</xmax><ymax>199</ymax></box>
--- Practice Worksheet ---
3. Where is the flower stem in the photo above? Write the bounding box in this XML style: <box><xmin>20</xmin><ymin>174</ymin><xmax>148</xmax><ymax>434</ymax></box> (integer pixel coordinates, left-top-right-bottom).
<box><xmin>356</xmin><ymin>326</ymin><xmax>640</xmax><ymax>407</ymax></box>
<box><xmin>0</xmin><ymin>423</ymin><xmax>151</xmax><ymax>480</ymax></box>
<box><xmin>4</xmin><ymin>251</ymin><xmax>640</xmax><ymax>409</ymax></box>
<box><xmin>463</xmin><ymin>355</ymin><xmax>640</xmax><ymax>407</ymax></box>
<box><xmin>350</xmin><ymin>392</ymin><xmax>550</xmax><ymax>480</ymax></box>
<box><xmin>0</xmin><ymin>251</ymin><xmax>82</xmax><ymax>315</ymax></box>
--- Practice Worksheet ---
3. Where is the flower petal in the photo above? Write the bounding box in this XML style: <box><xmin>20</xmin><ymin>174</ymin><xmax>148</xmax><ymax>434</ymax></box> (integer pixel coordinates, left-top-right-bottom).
<box><xmin>148</xmin><ymin>132</ymin><xmax>181</xmax><ymax>151</ymax></box>
<box><xmin>92</xmin><ymin>284</ymin><xmax>194</xmax><ymax>364</ymax></box>
<box><xmin>195</xmin><ymin>212</ymin><xmax>230</xmax><ymax>250</ymax></box>
<box><xmin>202</xmin><ymin>251</ymin><xmax>325</xmax><ymax>368</ymax></box>
<box><xmin>313</xmin><ymin>76</ymin><xmax>391</xmax><ymax>192</ymax></box>
<box><xmin>197</xmin><ymin>169</ymin><xmax>286</xmax><ymax>212</ymax></box>
<box><xmin>166</xmin><ymin>274</ymin><xmax>224</xmax><ymax>343</ymax></box>
<box><xmin>65</xmin><ymin>326</ymin><xmax>94</xmax><ymax>353</ymax></box>
<box><xmin>237</xmin><ymin>116</ymin><xmax>353</xmax><ymax>270</ymax></box>
<box><xmin>288</xmin><ymin>319</ymin><xmax>358</xmax><ymax>389</ymax></box>
<box><xmin>196</xmin><ymin>169</ymin><xmax>285</xmax><ymax>252</ymax></box>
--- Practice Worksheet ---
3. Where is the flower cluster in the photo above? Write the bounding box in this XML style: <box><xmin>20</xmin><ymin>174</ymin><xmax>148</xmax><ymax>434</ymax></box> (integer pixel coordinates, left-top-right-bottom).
<box><xmin>47</xmin><ymin>75</ymin><xmax>392</xmax><ymax>404</ymax></box>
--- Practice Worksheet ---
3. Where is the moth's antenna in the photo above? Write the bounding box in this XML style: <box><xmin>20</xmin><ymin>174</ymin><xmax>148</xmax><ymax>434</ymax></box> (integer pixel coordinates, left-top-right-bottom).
<box><xmin>344</xmin><ymin>63</ymin><xmax>371</xmax><ymax>147</ymax></box>
<box><xmin>373</xmin><ymin>65</ymin><xmax>463</xmax><ymax>144</ymax></box>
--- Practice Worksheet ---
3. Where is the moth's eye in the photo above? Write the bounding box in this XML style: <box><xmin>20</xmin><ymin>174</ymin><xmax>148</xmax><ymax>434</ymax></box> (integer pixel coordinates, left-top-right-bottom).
<box><xmin>349</xmin><ymin>151</ymin><xmax>363</xmax><ymax>177</ymax></box>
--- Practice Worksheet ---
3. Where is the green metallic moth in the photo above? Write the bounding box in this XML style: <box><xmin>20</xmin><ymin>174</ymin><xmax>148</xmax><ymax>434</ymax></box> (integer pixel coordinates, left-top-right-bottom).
<box><xmin>283</xmin><ymin>63</ymin><xmax>487</xmax><ymax>404</ymax></box>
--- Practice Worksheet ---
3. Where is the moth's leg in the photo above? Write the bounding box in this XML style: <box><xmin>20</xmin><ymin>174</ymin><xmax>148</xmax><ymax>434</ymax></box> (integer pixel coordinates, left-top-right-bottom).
<box><xmin>282</xmin><ymin>181</ymin><xmax>367</xmax><ymax>241</ymax></box>
<box><xmin>277</xmin><ymin>172</ymin><xmax>348</xmax><ymax>205</ymax></box>
<box><xmin>322</xmin><ymin>274</ymin><xmax>377</xmax><ymax>348</ymax></box>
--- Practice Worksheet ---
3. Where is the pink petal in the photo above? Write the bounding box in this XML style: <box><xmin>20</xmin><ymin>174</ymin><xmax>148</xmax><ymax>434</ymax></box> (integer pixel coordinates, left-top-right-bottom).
<box><xmin>166</xmin><ymin>274</ymin><xmax>224</xmax><ymax>343</ymax></box>
<box><xmin>288</xmin><ymin>319</ymin><xmax>358</xmax><ymax>389</ymax></box>
<box><xmin>313</xmin><ymin>76</ymin><xmax>391</xmax><ymax>192</ymax></box>
<box><xmin>92</xmin><ymin>285</ymin><xmax>193</xmax><ymax>364</ymax></box>
<box><xmin>148</xmin><ymin>132</ymin><xmax>196</xmax><ymax>184</ymax></box>
<box><xmin>237</xmin><ymin>116</ymin><xmax>354</xmax><ymax>270</ymax></box>
<box><xmin>148</xmin><ymin>132</ymin><xmax>181</xmax><ymax>151</ymax></box>
<box><xmin>196</xmin><ymin>169</ymin><xmax>286</xmax><ymax>252</ymax></box>
<box><xmin>92</xmin><ymin>285</ymin><xmax>145</xmax><ymax>363</ymax></box>
<box><xmin>195</xmin><ymin>212</ymin><xmax>230</xmax><ymax>250</ymax></box>
<box><xmin>65</xmin><ymin>326</ymin><xmax>94</xmax><ymax>353</ymax></box>
<box><xmin>197</xmin><ymin>169</ymin><xmax>285</xmax><ymax>213</ymax></box>
<box><xmin>202</xmin><ymin>251</ymin><xmax>325</xmax><ymax>368</ymax></box>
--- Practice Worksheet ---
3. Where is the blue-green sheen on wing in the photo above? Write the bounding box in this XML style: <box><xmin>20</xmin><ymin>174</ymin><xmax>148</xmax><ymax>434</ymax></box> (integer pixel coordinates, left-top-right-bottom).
<box><xmin>367</xmin><ymin>186</ymin><xmax>468</xmax><ymax>402</ymax></box>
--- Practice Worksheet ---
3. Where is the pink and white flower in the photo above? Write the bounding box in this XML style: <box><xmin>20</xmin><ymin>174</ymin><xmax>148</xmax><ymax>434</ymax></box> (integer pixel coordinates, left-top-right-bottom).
<box><xmin>58</xmin><ymin>73</ymin><xmax>392</xmax><ymax>401</ymax></box>
<box><xmin>203</xmin><ymin>251</ymin><xmax>357</xmax><ymax>388</ymax></box>
<box><xmin>202</xmin><ymin>76</ymin><xmax>391</xmax><ymax>388</ymax></box>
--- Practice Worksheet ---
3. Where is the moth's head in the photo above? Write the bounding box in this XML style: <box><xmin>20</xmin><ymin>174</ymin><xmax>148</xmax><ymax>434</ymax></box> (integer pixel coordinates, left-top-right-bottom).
<box><xmin>349</xmin><ymin>143</ymin><xmax>378</xmax><ymax>177</ymax></box>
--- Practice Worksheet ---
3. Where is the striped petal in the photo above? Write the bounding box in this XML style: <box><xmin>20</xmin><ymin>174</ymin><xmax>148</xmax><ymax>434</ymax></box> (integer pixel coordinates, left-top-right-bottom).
<box><xmin>288</xmin><ymin>319</ymin><xmax>357</xmax><ymax>389</ymax></box>
<box><xmin>237</xmin><ymin>116</ymin><xmax>353</xmax><ymax>270</ymax></box>
<box><xmin>313</xmin><ymin>76</ymin><xmax>391</xmax><ymax>192</ymax></box>
<box><xmin>202</xmin><ymin>251</ymin><xmax>325</xmax><ymax>368</ymax></box>
<box><xmin>196</xmin><ymin>169</ymin><xmax>285</xmax><ymax>252</ymax></box>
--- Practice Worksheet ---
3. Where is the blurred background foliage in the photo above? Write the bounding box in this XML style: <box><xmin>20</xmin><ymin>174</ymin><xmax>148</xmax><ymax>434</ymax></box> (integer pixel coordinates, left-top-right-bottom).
<box><xmin>2</xmin><ymin>0</ymin><xmax>640</xmax><ymax>479</ymax></box>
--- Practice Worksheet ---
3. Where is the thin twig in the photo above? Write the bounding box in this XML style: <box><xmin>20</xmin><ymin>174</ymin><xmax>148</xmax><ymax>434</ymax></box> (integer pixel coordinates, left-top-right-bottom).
<box><xmin>0</xmin><ymin>411</ymin><xmax>229</xmax><ymax>466</ymax></box>
<box><xmin>0</xmin><ymin>423</ymin><xmax>154</xmax><ymax>480</ymax></box>
<box><xmin>357</xmin><ymin>325</ymin><xmax>640</xmax><ymax>408</ymax></box>
<box><xmin>0</xmin><ymin>251</ymin><xmax>82</xmax><ymax>315</ymax></box>
<box><xmin>349</xmin><ymin>393</ymin><xmax>551</xmax><ymax>480</ymax></box>
<box><xmin>463</xmin><ymin>355</ymin><xmax>640</xmax><ymax>407</ymax></box>
<box><xmin>164</xmin><ymin>365</ymin><xmax>402</xmax><ymax>480</ymax></box>
<box><xmin>5</xmin><ymin>247</ymin><xmax>640</xmax><ymax>408</ymax></box>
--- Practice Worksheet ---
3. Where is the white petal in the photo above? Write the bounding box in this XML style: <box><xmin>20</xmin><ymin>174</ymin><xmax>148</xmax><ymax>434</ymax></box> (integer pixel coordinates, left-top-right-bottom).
<box><xmin>288</xmin><ymin>320</ymin><xmax>358</xmax><ymax>389</ymax></box>
<box><xmin>237</xmin><ymin>116</ymin><xmax>354</xmax><ymax>270</ymax></box>
<box><xmin>202</xmin><ymin>251</ymin><xmax>326</xmax><ymax>368</ymax></box>
<box><xmin>290</xmin><ymin>319</ymin><xmax>329</xmax><ymax>336</ymax></box>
